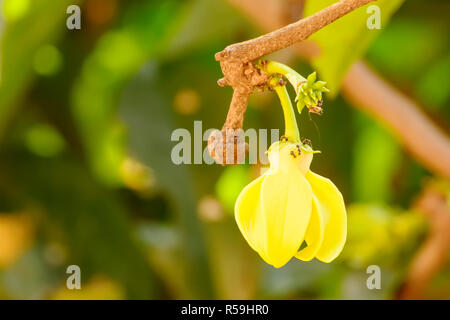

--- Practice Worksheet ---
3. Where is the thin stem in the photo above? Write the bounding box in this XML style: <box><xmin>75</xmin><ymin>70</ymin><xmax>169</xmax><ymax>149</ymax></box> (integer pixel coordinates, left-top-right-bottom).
<box><xmin>266</xmin><ymin>61</ymin><xmax>306</xmax><ymax>89</ymax></box>
<box><xmin>266</xmin><ymin>61</ymin><xmax>308</xmax><ymax>113</ymax></box>
<box><xmin>271</xmin><ymin>78</ymin><xmax>300</xmax><ymax>142</ymax></box>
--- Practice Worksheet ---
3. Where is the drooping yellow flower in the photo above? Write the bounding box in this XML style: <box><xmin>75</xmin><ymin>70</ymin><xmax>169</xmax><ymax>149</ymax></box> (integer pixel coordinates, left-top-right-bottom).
<box><xmin>235</xmin><ymin>141</ymin><xmax>347</xmax><ymax>268</ymax></box>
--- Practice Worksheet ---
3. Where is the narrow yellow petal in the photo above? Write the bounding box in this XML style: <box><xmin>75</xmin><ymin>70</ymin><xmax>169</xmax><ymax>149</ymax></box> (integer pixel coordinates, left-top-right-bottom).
<box><xmin>234</xmin><ymin>175</ymin><xmax>267</xmax><ymax>256</ymax></box>
<box><xmin>295</xmin><ymin>195</ymin><xmax>325</xmax><ymax>261</ymax></box>
<box><xmin>259</xmin><ymin>169</ymin><xmax>313</xmax><ymax>268</ymax></box>
<box><xmin>305</xmin><ymin>171</ymin><xmax>347</xmax><ymax>263</ymax></box>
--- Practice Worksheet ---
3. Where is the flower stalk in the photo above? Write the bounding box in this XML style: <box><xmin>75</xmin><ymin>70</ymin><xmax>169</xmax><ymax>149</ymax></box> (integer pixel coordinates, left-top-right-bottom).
<box><xmin>269</xmin><ymin>76</ymin><xmax>300</xmax><ymax>143</ymax></box>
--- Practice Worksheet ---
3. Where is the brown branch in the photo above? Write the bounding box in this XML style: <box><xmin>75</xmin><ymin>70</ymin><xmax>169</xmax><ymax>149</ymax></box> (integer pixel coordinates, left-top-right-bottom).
<box><xmin>397</xmin><ymin>185</ymin><xmax>450</xmax><ymax>300</ymax></box>
<box><xmin>223</xmin><ymin>87</ymin><xmax>252</xmax><ymax>129</ymax></box>
<box><xmin>342</xmin><ymin>63</ymin><xmax>450</xmax><ymax>180</ymax></box>
<box><xmin>217</xmin><ymin>0</ymin><xmax>373</xmax><ymax>63</ymax></box>
<box><xmin>222</xmin><ymin>0</ymin><xmax>450</xmax><ymax>180</ymax></box>
<box><xmin>208</xmin><ymin>0</ymin><xmax>375</xmax><ymax>164</ymax></box>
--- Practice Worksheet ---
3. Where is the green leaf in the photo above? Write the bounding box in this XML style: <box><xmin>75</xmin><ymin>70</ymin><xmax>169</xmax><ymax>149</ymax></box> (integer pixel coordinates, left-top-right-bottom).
<box><xmin>0</xmin><ymin>156</ymin><xmax>155</xmax><ymax>299</ymax></box>
<box><xmin>367</xmin><ymin>19</ymin><xmax>446</xmax><ymax>81</ymax></box>
<box><xmin>304</xmin><ymin>0</ymin><xmax>404</xmax><ymax>95</ymax></box>
<box><xmin>215</xmin><ymin>165</ymin><xmax>251</xmax><ymax>213</ymax></box>
<box><xmin>118</xmin><ymin>65</ymin><xmax>213</xmax><ymax>299</ymax></box>
<box><xmin>166</xmin><ymin>0</ymin><xmax>247</xmax><ymax>57</ymax></box>
<box><xmin>71</xmin><ymin>0</ymin><xmax>184</xmax><ymax>186</ymax></box>
<box><xmin>71</xmin><ymin>0</ymin><xmax>245</xmax><ymax>186</ymax></box>
<box><xmin>352</xmin><ymin>114</ymin><xmax>401</xmax><ymax>203</ymax></box>
<box><xmin>342</xmin><ymin>204</ymin><xmax>425</xmax><ymax>268</ymax></box>
<box><xmin>417</xmin><ymin>53</ymin><xmax>450</xmax><ymax>109</ymax></box>
<box><xmin>0</xmin><ymin>0</ymin><xmax>77</xmax><ymax>139</ymax></box>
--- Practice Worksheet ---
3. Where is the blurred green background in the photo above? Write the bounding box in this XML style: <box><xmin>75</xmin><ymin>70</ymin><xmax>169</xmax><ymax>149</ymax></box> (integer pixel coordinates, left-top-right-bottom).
<box><xmin>0</xmin><ymin>0</ymin><xmax>449</xmax><ymax>300</ymax></box>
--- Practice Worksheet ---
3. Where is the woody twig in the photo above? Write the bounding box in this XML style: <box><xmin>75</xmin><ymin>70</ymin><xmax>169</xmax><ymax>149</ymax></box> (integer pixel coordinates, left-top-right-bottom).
<box><xmin>208</xmin><ymin>0</ymin><xmax>375</xmax><ymax>165</ymax></box>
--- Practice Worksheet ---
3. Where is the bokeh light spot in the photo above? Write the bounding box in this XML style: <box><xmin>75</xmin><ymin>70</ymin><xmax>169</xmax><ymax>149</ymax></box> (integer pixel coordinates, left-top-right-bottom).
<box><xmin>173</xmin><ymin>88</ymin><xmax>201</xmax><ymax>115</ymax></box>
<box><xmin>86</xmin><ymin>0</ymin><xmax>118</xmax><ymax>27</ymax></box>
<box><xmin>25</xmin><ymin>124</ymin><xmax>65</xmax><ymax>158</ymax></box>
<box><xmin>2</xmin><ymin>0</ymin><xmax>29</xmax><ymax>22</ymax></box>
<box><xmin>120</xmin><ymin>157</ymin><xmax>155</xmax><ymax>192</ymax></box>
<box><xmin>198</xmin><ymin>196</ymin><xmax>224</xmax><ymax>222</ymax></box>
<box><xmin>0</xmin><ymin>213</ymin><xmax>33</xmax><ymax>268</ymax></box>
<box><xmin>215</xmin><ymin>165</ymin><xmax>251</xmax><ymax>213</ymax></box>
<box><xmin>33</xmin><ymin>45</ymin><xmax>63</xmax><ymax>76</ymax></box>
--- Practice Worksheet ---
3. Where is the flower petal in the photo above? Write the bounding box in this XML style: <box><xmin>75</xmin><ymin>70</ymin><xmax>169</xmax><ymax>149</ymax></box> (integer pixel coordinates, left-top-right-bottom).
<box><xmin>259</xmin><ymin>169</ymin><xmax>313</xmax><ymax>268</ymax></box>
<box><xmin>305</xmin><ymin>171</ymin><xmax>347</xmax><ymax>263</ymax></box>
<box><xmin>295</xmin><ymin>195</ymin><xmax>325</xmax><ymax>261</ymax></box>
<box><xmin>234</xmin><ymin>175</ymin><xmax>267</xmax><ymax>256</ymax></box>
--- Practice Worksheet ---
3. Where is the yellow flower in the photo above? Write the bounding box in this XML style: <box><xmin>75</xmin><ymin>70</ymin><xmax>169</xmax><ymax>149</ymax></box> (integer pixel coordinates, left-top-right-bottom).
<box><xmin>235</xmin><ymin>141</ymin><xmax>347</xmax><ymax>268</ymax></box>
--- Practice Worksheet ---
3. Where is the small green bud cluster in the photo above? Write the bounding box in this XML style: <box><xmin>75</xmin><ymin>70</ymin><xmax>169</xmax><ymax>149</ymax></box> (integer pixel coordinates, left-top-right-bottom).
<box><xmin>295</xmin><ymin>72</ymin><xmax>329</xmax><ymax>114</ymax></box>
